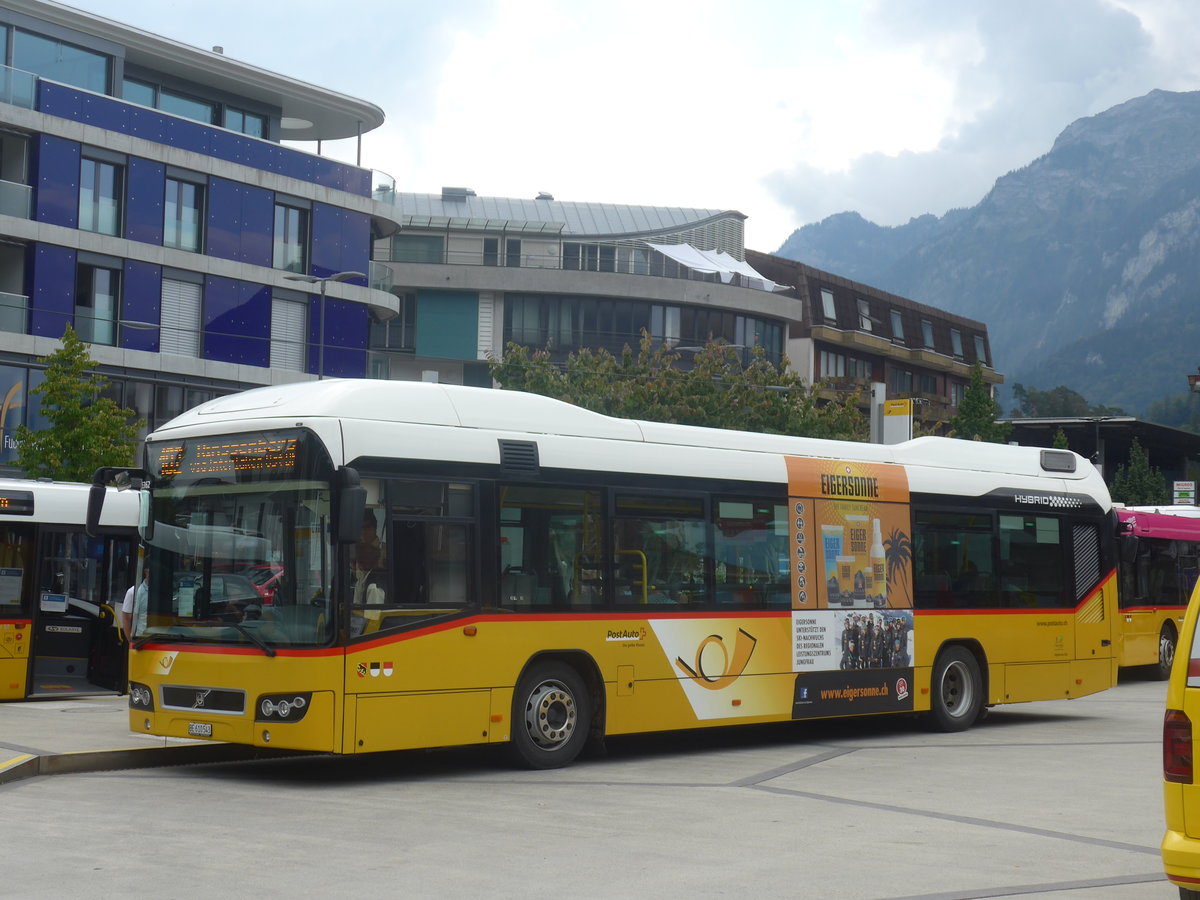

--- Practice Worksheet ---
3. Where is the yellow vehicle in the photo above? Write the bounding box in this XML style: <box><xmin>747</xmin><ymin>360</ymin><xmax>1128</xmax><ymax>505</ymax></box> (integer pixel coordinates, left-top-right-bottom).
<box><xmin>90</xmin><ymin>380</ymin><xmax>1118</xmax><ymax>768</ymax></box>
<box><xmin>0</xmin><ymin>480</ymin><xmax>139</xmax><ymax>700</ymax></box>
<box><xmin>1162</xmin><ymin>576</ymin><xmax>1200</xmax><ymax>896</ymax></box>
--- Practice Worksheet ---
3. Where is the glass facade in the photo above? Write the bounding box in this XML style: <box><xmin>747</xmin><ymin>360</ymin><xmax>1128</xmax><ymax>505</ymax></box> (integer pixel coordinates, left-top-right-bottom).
<box><xmin>504</xmin><ymin>293</ymin><xmax>783</xmax><ymax>364</ymax></box>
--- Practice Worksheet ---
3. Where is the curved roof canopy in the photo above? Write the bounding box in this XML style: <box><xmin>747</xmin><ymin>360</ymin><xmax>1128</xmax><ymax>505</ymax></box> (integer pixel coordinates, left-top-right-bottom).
<box><xmin>392</xmin><ymin>190</ymin><xmax>744</xmax><ymax>239</ymax></box>
<box><xmin>11</xmin><ymin>0</ymin><xmax>385</xmax><ymax>141</ymax></box>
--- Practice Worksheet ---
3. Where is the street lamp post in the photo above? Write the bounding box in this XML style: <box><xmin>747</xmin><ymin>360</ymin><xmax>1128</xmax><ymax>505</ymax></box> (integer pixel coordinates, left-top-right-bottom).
<box><xmin>283</xmin><ymin>270</ymin><xmax>365</xmax><ymax>379</ymax></box>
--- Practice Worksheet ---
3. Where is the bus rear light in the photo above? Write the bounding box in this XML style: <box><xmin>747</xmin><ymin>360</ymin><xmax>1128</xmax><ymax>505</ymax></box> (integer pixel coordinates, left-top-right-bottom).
<box><xmin>1164</xmin><ymin>708</ymin><xmax>1193</xmax><ymax>783</ymax></box>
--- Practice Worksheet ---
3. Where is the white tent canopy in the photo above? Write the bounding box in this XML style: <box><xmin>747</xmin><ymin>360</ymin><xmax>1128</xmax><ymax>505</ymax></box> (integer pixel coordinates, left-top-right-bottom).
<box><xmin>643</xmin><ymin>242</ymin><xmax>788</xmax><ymax>292</ymax></box>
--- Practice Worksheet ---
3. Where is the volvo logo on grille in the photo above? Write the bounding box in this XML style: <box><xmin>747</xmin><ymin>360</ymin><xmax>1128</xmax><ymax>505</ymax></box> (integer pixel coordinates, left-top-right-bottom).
<box><xmin>162</xmin><ymin>685</ymin><xmax>245</xmax><ymax>714</ymax></box>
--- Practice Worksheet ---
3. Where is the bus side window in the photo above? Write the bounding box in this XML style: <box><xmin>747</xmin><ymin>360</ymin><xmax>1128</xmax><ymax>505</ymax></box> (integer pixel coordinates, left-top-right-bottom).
<box><xmin>498</xmin><ymin>484</ymin><xmax>604</xmax><ymax>610</ymax></box>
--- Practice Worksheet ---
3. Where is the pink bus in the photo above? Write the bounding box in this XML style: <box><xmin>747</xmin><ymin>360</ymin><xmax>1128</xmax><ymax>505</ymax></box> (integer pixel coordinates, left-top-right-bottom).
<box><xmin>1117</xmin><ymin>505</ymin><xmax>1200</xmax><ymax>678</ymax></box>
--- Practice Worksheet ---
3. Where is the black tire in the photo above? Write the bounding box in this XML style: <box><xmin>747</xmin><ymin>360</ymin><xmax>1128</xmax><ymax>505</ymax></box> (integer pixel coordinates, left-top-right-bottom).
<box><xmin>929</xmin><ymin>646</ymin><xmax>983</xmax><ymax>732</ymax></box>
<box><xmin>1179</xmin><ymin>887</ymin><xmax>1200</xmax><ymax>900</ymax></box>
<box><xmin>1155</xmin><ymin>623</ymin><xmax>1178</xmax><ymax>681</ymax></box>
<box><xmin>509</xmin><ymin>661</ymin><xmax>591</xmax><ymax>769</ymax></box>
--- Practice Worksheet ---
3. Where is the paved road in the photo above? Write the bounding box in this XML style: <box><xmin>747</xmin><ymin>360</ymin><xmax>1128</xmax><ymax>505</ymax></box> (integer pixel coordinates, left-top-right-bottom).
<box><xmin>0</xmin><ymin>671</ymin><xmax>1172</xmax><ymax>899</ymax></box>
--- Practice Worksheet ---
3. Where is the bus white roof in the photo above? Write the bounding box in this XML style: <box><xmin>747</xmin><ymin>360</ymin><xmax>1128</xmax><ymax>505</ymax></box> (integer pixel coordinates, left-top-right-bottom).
<box><xmin>151</xmin><ymin>380</ymin><xmax>1104</xmax><ymax>492</ymax></box>
<box><xmin>0</xmin><ymin>478</ymin><xmax>139</xmax><ymax>526</ymax></box>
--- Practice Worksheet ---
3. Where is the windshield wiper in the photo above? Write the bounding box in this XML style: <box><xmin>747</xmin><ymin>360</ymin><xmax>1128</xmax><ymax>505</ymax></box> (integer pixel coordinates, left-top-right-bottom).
<box><xmin>225</xmin><ymin>622</ymin><xmax>277</xmax><ymax>657</ymax></box>
<box><xmin>133</xmin><ymin>628</ymin><xmax>210</xmax><ymax>650</ymax></box>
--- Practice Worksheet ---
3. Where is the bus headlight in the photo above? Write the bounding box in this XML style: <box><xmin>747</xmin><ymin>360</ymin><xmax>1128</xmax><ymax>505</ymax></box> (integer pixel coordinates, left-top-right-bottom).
<box><xmin>256</xmin><ymin>692</ymin><xmax>311</xmax><ymax>722</ymax></box>
<box><xmin>128</xmin><ymin>682</ymin><xmax>155</xmax><ymax>711</ymax></box>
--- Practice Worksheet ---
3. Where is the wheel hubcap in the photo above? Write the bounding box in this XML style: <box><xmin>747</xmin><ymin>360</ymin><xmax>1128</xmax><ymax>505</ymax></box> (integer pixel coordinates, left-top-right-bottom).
<box><xmin>524</xmin><ymin>680</ymin><xmax>577</xmax><ymax>750</ymax></box>
<box><xmin>941</xmin><ymin>660</ymin><xmax>973</xmax><ymax>718</ymax></box>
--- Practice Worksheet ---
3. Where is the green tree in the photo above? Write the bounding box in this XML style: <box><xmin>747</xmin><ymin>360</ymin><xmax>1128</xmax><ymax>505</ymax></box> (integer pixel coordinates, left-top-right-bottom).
<box><xmin>1109</xmin><ymin>437</ymin><xmax>1169</xmax><ymax>505</ymax></box>
<box><xmin>489</xmin><ymin>334</ymin><xmax>868</xmax><ymax>441</ymax></box>
<box><xmin>1009</xmin><ymin>382</ymin><xmax>1124</xmax><ymax>418</ymax></box>
<box><xmin>949</xmin><ymin>363</ymin><xmax>1011</xmax><ymax>443</ymax></box>
<box><xmin>1051</xmin><ymin>427</ymin><xmax>1070</xmax><ymax>450</ymax></box>
<box><xmin>15</xmin><ymin>325</ymin><xmax>143</xmax><ymax>482</ymax></box>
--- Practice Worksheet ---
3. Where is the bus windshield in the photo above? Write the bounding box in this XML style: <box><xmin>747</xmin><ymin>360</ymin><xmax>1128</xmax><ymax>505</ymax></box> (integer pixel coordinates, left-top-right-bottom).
<box><xmin>139</xmin><ymin>430</ymin><xmax>335</xmax><ymax>649</ymax></box>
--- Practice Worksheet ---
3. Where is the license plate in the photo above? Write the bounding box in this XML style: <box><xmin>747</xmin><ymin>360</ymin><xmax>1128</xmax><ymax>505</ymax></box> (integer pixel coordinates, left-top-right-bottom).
<box><xmin>187</xmin><ymin>722</ymin><xmax>213</xmax><ymax>737</ymax></box>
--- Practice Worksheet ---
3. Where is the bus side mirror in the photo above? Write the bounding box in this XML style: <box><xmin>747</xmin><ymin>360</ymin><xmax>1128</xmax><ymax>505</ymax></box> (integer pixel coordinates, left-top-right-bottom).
<box><xmin>336</xmin><ymin>467</ymin><xmax>366</xmax><ymax>545</ymax></box>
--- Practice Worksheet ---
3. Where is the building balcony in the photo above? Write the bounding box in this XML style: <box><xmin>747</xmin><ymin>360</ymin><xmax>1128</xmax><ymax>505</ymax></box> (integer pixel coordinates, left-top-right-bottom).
<box><xmin>0</xmin><ymin>291</ymin><xmax>27</xmax><ymax>333</ymax></box>
<box><xmin>0</xmin><ymin>179</ymin><xmax>31</xmax><ymax>219</ymax></box>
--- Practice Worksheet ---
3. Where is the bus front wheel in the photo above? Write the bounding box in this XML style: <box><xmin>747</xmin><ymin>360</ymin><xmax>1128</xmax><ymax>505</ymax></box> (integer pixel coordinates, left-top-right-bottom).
<box><xmin>509</xmin><ymin>661</ymin><xmax>591</xmax><ymax>769</ymax></box>
<box><xmin>929</xmin><ymin>646</ymin><xmax>983</xmax><ymax>732</ymax></box>
<box><xmin>1156</xmin><ymin>624</ymin><xmax>1178</xmax><ymax>681</ymax></box>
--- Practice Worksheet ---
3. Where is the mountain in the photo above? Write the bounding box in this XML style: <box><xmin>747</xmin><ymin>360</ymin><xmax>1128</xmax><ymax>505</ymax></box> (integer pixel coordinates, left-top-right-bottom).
<box><xmin>775</xmin><ymin>89</ymin><xmax>1200</xmax><ymax>415</ymax></box>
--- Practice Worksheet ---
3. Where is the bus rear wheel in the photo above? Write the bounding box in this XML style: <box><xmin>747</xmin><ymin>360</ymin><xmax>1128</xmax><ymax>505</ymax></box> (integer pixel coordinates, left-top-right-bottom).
<box><xmin>1156</xmin><ymin>623</ymin><xmax>1178</xmax><ymax>681</ymax></box>
<box><xmin>929</xmin><ymin>646</ymin><xmax>983</xmax><ymax>732</ymax></box>
<box><xmin>509</xmin><ymin>661</ymin><xmax>590</xmax><ymax>769</ymax></box>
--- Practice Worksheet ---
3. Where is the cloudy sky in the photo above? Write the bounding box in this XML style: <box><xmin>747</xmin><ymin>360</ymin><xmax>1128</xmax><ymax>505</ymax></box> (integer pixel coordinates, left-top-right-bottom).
<box><xmin>64</xmin><ymin>0</ymin><xmax>1200</xmax><ymax>250</ymax></box>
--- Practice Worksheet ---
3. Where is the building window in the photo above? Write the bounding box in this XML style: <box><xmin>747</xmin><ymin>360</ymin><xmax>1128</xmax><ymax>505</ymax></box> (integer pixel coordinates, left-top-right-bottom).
<box><xmin>157</xmin><ymin>88</ymin><xmax>215</xmax><ymax>125</ymax></box>
<box><xmin>79</xmin><ymin>157</ymin><xmax>122</xmax><ymax>236</ymax></box>
<box><xmin>224</xmin><ymin>108</ymin><xmax>265</xmax><ymax>138</ymax></box>
<box><xmin>13</xmin><ymin>29</ymin><xmax>110</xmax><ymax>94</ymax></box>
<box><xmin>821</xmin><ymin>288</ymin><xmax>836</xmax><ymax>322</ymax></box>
<box><xmin>917</xmin><ymin>373</ymin><xmax>938</xmax><ymax>394</ymax></box>
<box><xmin>506</xmin><ymin>239</ymin><xmax>522</xmax><ymax>268</ymax></box>
<box><xmin>950</xmin><ymin>382</ymin><xmax>965</xmax><ymax>407</ymax></box>
<box><xmin>975</xmin><ymin>335</ymin><xmax>988</xmax><ymax>365</ymax></box>
<box><xmin>921</xmin><ymin>319</ymin><xmax>934</xmax><ymax>349</ymax></box>
<box><xmin>0</xmin><ymin>241</ymin><xmax>26</xmax><ymax>333</ymax></box>
<box><xmin>650</xmin><ymin>304</ymin><xmax>681</xmax><ymax>346</ymax></box>
<box><xmin>122</xmin><ymin>77</ymin><xmax>155</xmax><ymax>107</ymax></box>
<box><xmin>160</xmin><ymin>277</ymin><xmax>201</xmax><ymax>357</ymax></box>
<box><xmin>889</xmin><ymin>367</ymin><xmax>913</xmax><ymax>394</ymax></box>
<box><xmin>390</xmin><ymin>234</ymin><xmax>443</xmax><ymax>264</ymax></box>
<box><xmin>164</xmin><ymin>176</ymin><xmax>204</xmax><ymax>252</ymax></box>
<box><xmin>0</xmin><ymin>131</ymin><xmax>30</xmax><ymax>219</ymax></box>
<box><xmin>483</xmin><ymin>238</ymin><xmax>498</xmax><ymax>266</ymax></box>
<box><xmin>890</xmin><ymin>309</ymin><xmax>904</xmax><ymax>341</ymax></box>
<box><xmin>950</xmin><ymin>328</ymin><xmax>964</xmax><ymax>358</ymax></box>
<box><xmin>273</xmin><ymin>202</ymin><xmax>308</xmax><ymax>273</ymax></box>
<box><xmin>820</xmin><ymin>350</ymin><xmax>845</xmax><ymax>379</ymax></box>
<box><xmin>270</xmin><ymin>295</ymin><xmax>306</xmax><ymax>371</ymax></box>
<box><xmin>75</xmin><ymin>263</ymin><xmax>120</xmax><ymax>345</ymax></box>
<box><xmin>563</xmin><ymin>242</ymin><xmax>616</xmax><ymax>273</ymax></box>
<box><xmin>370</xmin><ymin>293</ymin><xmax>416</xmax><ymax>351</ymax></box>
<box><xmin>820</xmin><ymin>351</ymin><xmax>869</xmax><ymax>380</ymax></box>
<box><xmin>857</xmin><ymin>298</ymin><xmax>873</xmax><ymax>332</ymax></box>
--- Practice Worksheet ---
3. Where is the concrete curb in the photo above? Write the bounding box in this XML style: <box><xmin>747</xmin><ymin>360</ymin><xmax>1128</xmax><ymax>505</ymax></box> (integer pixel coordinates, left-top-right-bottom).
<box><xmin>1</xmin><ymin>743</ymin><xmax>308</xmax><ymax>785</ymax></box>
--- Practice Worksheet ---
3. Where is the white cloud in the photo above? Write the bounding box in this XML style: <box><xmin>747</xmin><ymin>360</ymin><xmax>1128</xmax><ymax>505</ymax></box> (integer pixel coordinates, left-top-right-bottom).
<box><xmin>61</xmin><ymin>0</ymin><xmax>1200</xmax><ymax>250</ymax></box>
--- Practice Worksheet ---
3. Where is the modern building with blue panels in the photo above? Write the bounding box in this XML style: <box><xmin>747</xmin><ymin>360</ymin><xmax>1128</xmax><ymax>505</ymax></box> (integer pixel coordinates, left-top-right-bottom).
<box><xmin>0</xmin><ymin>0</ymin><xmax>399</xmax><ymax>468</ymax></box>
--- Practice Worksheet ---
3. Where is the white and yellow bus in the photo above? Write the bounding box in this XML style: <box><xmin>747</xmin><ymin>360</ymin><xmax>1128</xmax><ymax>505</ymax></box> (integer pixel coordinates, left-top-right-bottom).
<box><xmin>0</xmin><ymin>479</ymin><xmax>139</xmax><ymax>700</ymax></box>
<box><xmin>91</xmin><ymin>380</ymin><xmax>1119</xmax><ymax>767</ymax></box>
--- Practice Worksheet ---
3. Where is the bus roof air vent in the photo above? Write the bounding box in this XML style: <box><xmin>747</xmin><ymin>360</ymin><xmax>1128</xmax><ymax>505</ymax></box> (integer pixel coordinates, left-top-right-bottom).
<box><xmin>1040</xmin><ymin>449</ymin><xmax>1077</xmax><ymax>474</ymax></box>
<box><xmin>499</xmin><ymin>440</ymin><xmax>539</xmax><ymax>477</ymax></box>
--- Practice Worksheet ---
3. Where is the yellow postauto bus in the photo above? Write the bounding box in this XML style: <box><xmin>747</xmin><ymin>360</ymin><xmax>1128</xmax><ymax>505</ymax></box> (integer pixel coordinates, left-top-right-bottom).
<box><xmin>90</xmin><ymin>380</ymin><xmax>1119</xmax><ymax>768</ymax></box>
<box><xmin>0</xmin><ymin>479</ymin><xmax>139</xmax><ymax>700</ymax></box>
